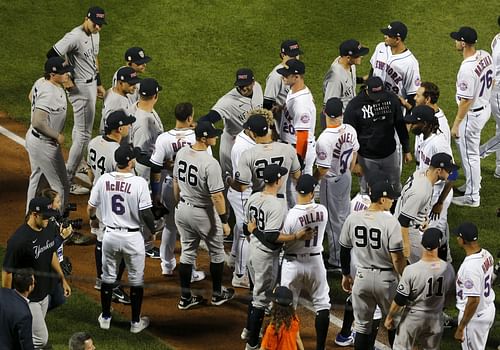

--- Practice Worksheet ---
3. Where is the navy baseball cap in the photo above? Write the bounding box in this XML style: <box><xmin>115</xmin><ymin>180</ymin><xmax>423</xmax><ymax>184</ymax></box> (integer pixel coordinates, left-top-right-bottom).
<box><xmin>421</xmin><ymin>228</ymin><xmax>442</xmax><ymax>250</ymax></box>
<box><xmin>244</xmin><ymin>114</ymin><xmax>268</xmax><ymax>137</ymax></box>
<box><xmin>277</xmin><ymin>59</ymin><xmax>305</xmax><ymax>76</ymax></box>
<box><xmin>28</xmin><ymin>197</ymin><xmax>59</xmax><ymax>218</ymax></box>
<box><xmin>195</xmin><ymin>121</ymin><xmax>223</xmax><ymax>138</ymax></box>
<box><xmin>324</xmin><ymin>97</ymin><xmax>343</xmax><ymax>118</ymax></box>
<box><xmin>450</xmin><ymin>26</ymin><xmax>477</xmax><ymax>44</ymax></box>
<box><xmin>281</xmin><ymin>39</ymin><xmax>303</xmax><ymax>57</ymax></box>
<box><xmin>453</xmin><ymin>222</ymin><xmax>479</xmax><ymax>242</ymax></box>
<box><xmin>87</xmin><ymin>6</ymin><xmax>106</xmax><ymax>26</ymax></box>
<box><xmin>366</xmin><ymin>76</ymin><xmax>385</xmax><ymax>100</ymax></box>
<box><xmin>339</xmin><ymin>39</ymin><xmax>369</xmax><ymax>57</ymax></box>
<box><xmin>125</xmin><ymin>47</ymin><xmax>152</xmax><ymax>65</ymax></box>
<box><xmin>115</xmin><ymin>144</ymin><xmax>141</xmax><ymax>166</ymax></box>
<box><xmin>272</xmin><ymin>286</ymin><xmax>293</xmax><ymax>306</ymax></box>
<box><xmin>234</xmin><ymin>68</ymin><xmax>255</xmax><ymax>87</ymax></box>
<box><xmin>116</xmin><ymin>67</ymin><xmax>141</xmax><ymax>85</ymax></box>
<box><xmin>105</xmin><ymin>110</ymin><xmax>136</xmax><ymax>130</ymax></box>
<box><xmin>381</xmin><ymin>21</ymin><xmax>407</xmax><ymax>40</ymax></box>
<box><xmin>405</xmin><ymin>105</ymin><xmax>437</xmax><ymax>123</ymax></box>
<box><xmin>139</xmin><ymin>78</ymin><xmax>162</xmax><ymax>97</ymax></box>
<box><xmin>430</xmin><ymin>153</ymin><xmax>459</xmax><ymax>173</ymax></box>
<box><xmin>263</xmin><ymin>164</ymin><xmax>288</xmax><ymax>183</ymax></box>
<box><xmin>369</xmin><ymin>181</ymin><xmax>400</xmax><ymax>201</ymax></box>
<box><xmin>296</xmin><ymin>174</ymin><xmax>317</xmax><ymax>194</ymax></box>
<box><xmin>44</xmin><ymin>57</ymin><xmax>73</xmax><ymax>74</ymax></box>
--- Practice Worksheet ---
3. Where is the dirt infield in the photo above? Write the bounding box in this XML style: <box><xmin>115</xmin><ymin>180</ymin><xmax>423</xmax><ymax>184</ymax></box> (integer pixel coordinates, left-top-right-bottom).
<box><xmin>0</xmin><ymin>112</ymin><xmax>379</xmax><ymax>350</ymax></box>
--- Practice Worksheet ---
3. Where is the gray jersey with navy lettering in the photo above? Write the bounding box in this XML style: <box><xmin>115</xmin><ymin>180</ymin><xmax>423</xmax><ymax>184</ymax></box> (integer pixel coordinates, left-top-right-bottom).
<box><xmin>339</xmin><ymin>210</ymin><xmax>403</xmax><ymax>269</ymax></box>
<box><xmin>131</xmin><ymin>107</ymin><xmax>164</xmax><ymax>155</ymax></box>
<box><xmin>264</xmin><ymin>63</ymin><xmax>289</xmax><ymax>106</ymax></box>
<box><xmin>174</xmin><ymin>146</ymin><xmax>225</xmax><ymax>207</ymax></box>
<box><xmin>212</xmin><ymin>83</ymin><xmax>264</xmax><ymax>136</ymax></box>
<box><xmin>322</xmin><ymin>57</ymin><xmax>357</xmax><ymax>110</ymax></box>
<box><xmin>53</xmin><ymin>25</ymin><xmax>99</xmax><ymax>81</ymax></box>
<box><xmin>235</xmin><ymin>141</ymin><xmax>300</xmax><ymax>195</ymax></box>
<box><xmin>99</xmin><ymin>89</ymin><xmax>132</xmax><ymax>134</ymax></box>
<box><xmin>30</xmin><ymin>78</ymin><xmax>67</xmax><ymax>133</ymax></box>
<box><xmin>396</xmin><ymin>259</ymin><xmax>455</xmax><ymax>312</ymax></box>
<box><xmin>394</xmin><ymin>170</ymin><xmax>433</xmax><ymax>227</ymax></box>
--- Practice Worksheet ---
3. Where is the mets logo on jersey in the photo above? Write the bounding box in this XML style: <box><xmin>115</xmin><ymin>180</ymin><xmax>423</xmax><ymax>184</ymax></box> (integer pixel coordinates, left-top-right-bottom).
<box><xmin>458</xmin><ymin>81</ymin><xmax>468</xmax><ymax>91</ymax></box>
<box><xmin>317</xmin><ymin>151</ymin><xmax>327</xmax><ymax>161</ymax></box>
<box><xmin>300</xmin><ymin>114</ymin><xmax>311</xmax><ymax>123</ymax></box>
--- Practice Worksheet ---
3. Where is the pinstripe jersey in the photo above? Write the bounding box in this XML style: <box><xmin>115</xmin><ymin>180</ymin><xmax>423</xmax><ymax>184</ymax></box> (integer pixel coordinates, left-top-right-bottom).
<box><xmin>394</xmin><ymin>170</ymin><xmax>433</xmax><ymax>227</ymax></box>
<box><xmin>29</xmin><ymin>78</ymin><xmax>67</xmax><ymax>134</ymax></box>
<box><xmin>87</xmin><ymin>135</ymin><xmax>119</xmax><ymax>185</ymax></box>
<box><xmin>316</xmin><ymin>124</ymin><xmax>359</xmax><ymax>177</ymax></box>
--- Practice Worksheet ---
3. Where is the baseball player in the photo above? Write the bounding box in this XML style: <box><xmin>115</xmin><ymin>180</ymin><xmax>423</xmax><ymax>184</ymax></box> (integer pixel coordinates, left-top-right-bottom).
<box><xmin>98</xmin><ymin>66</ymin><xmax>141</xmax><ymax>135</ymax></box>
<box><xmin>453</xmin><ymin>222</ymin><xmax>496</xmax><ymax>349</ymax></box>
<box><xmin>263</xmin><ymin>39</ymin><xmax>302</xmax><ymax>134</ymax></box>
<box><xmin>243</xmin><ymin>164</ymin><xmax>312</xmax><ymax>350</ymax></box>
<box><xmin>47</xmin><ymin>6</ymin><xmax>107</xmax><ymax>195</ymax></box>
<box><xmin>112</xmin><ymin>46</ymin><xmax>152</xmax><ymax>104</ymax></box>
<box><xmin>88</xmin><ymin>144</ymin><xmax>155</xmax><ymax>333</ymax></box>
<box><xmin>385</xmin><ymin>228</ymin><xmax>455</xmax><ymax>350</ymax></box>
<box><xmin>173</xmin><ymin>121</ymin><xmax>234</xmax><ymax>310</ymax></box>
<box><xmin>395</xmin><ymin>152</ymin><xmax>457</xmax><ymax>264</ymax></box>
<box><xmin>200</xmin><ymin>68</ymin><xmax>263</xmax><ymax>176</ymax></box>
<box><xmin>149</xmin><ymin>102</ymin><xmax>206</xmax><ymax>282</ymax></box>
<box><xmin>26</xmin><ymin>57</ymin><xmax>73</xmax><ymax>213</ymax></box>
<box><xmin>450</xmin><ymin>26</ymin><xmax>494</xmax><ymax>207</ymax></box>
<box><xmin>479</xmin><ymin>17</ymin><xmax>500</xmax><ymax>179</ymax></box>
<box><xmin>87</xmin><ymin>110</ymin><xmax>136</xmax><ymax>304</ymax></box>
<box><xmin>314</xmin><ymin>97</ymin><xmax>359</xmax><ymax>271</ymax></box>
<box><xmin>339</xmin><ymin>180</ymin><xmax>406</xmax><ymax>349</ymax></box>
<box><xmin>280</xmin><ymin>174</ymin><xmax>330</xmax><ymax>350</ymax></box>
<box><xmin>321</xmin><ymin>39</ymin><xmax>369</xmax><ymax>128</ymax></box>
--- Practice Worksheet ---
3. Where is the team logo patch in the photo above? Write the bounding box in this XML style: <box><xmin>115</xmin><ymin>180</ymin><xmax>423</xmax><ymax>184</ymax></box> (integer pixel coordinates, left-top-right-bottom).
<box><xmin>458</xmin><ymin>82</ymin><xmax>468</xmax><ymax>91</ymax></box>
<box><xmin>397</xmin><ymin>284</ymin><xmax>404</xmax><ymax>291</ymax></box>
<box><xmin>464</xmin><ymin>279</ymin><xmax>474</xmax><ymax>289</ymax></box>
<box><xmin>317</xmin><ymin>151</ymin><xmax>327</xmax><ymax>161</ymax></box>
<box><xmin>235</xmin><ymin>171</ymin><xmax>241</xmax><ymax>179</ymax></box>
<box><xmin>415</xmin><ymin>78</ymin><xmax>421</xmax><ymax>86</ymax></box>
<box><xmin>300</xmin><ymin>114</ymin><xmax>311</xmax><ymax>123</ymax></box>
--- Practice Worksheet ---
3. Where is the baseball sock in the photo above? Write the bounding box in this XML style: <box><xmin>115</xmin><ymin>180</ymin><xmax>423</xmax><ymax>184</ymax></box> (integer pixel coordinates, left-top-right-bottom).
<box><xmin>130</xmin><ymin>286</ymin><xmax>144</xmax><ymax>323</ymax></box>
<box><xmin>340</xmin><ymin>296</ymin><xmax>354</xmax><ymax>337</ymax></box>
<box><xmin>248</xmin><ymin>307</ymin><xmax>265</xmax><ymax>347</ymax></box>
<box><xmin>315</xmin><ymin>309</ymin><xmax>330</xmax><ymax>350</ymax></box>
<box><xmin>246</xmin><ymin>303</ymin><xmax>254</xmax><ymax>330</ymax></box>
<box><xmin>116</xmin><ymin>258</ymin><xmax>126</xmax><ymax>282</ymax></box>
<box><xmin>354</xmin><ymin>332</ymin><xmax>373</xmax><ymax>350</ymax></box>
<box><xmin>368</xmin><ymin>319</ymin><xmax>381</xmax><ymax>348</ymax></box>
<box><xmin>388</xmin><ymin>329</ymin><xmax>396</xmax><ymax>347</ymax></box>
<box><xmin>210</xmin><ymin>261</ymin><xmax>224</xmax><ymax>294</ymax></box>
<box><xmin>179</xmin><ymin>263</ymin><xmax>192</xmax><ymax>299</ymax></box>
<box><xmin>95</xmin><ymin>241</ymin><xmax>102</xmax><ymax>279</ymax></box>
<box><xmin>100</xmin><ymin>282</ymin><xmax>114</xmax><ymax>318</ymax></box>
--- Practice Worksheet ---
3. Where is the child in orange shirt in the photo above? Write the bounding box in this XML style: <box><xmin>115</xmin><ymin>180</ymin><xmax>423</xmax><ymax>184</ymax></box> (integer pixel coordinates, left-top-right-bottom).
<box><xmin>260</xmin><ymin>286</ymin><xmax>304</xmax><ymax>350</ymax></box>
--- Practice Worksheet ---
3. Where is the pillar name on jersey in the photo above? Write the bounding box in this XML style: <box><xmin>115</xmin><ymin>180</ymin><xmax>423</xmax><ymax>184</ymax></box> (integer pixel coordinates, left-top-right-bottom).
<box><xmin>299</xmin><ymin>210</ymin><xmax>325</xmax><ymax>226</ymax></box>
<box><xmin>475</xmin><ymin>55</ymin><xmax>492</xmax><ymax>77</ymax></box>
<box><xmin>105</xmin><ymin>180</ymin><xmax>132</xmax><ymax>194</ymax></box>
<box><xmin>374</xmin><ymin>61</ymin><xmax>403</xmax><ymax>85</ymax></box>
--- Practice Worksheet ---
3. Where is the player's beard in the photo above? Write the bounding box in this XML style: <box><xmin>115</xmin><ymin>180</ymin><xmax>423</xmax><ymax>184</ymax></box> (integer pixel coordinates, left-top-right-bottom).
<box><xmin>410</xmin><ymin>127</ymin><xmax>424</xmax><ymax>135</ymax></box>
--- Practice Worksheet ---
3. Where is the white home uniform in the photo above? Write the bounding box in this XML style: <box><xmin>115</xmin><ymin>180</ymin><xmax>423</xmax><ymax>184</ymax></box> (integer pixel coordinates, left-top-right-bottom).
<box><xmin>212</xmin><ymin>83</ymin><xmax>263</xmax><ymax>175</ymax></box>
<box><xmin>323</xmin><ymin>57</ymin><xmax>357</xmax><ymax>110</ymax></box>
<box><xmin>455</xmin><ymin>49</ymin><xmax>493</xmax><ymax>202</ymax></box>
<box><xmin>316</xmin><ymin>124</ymin><xmax>359</xmax><ymax>267</ymax></box>
<box><xmin>415</xmin><ymin>108</ymin><xmax>451</xmax><ymax>159</ymax></box>
<box><xmin>456</xmin><ymin>249</ymin><xmax>496</xmax><ymax>350</ymax></box>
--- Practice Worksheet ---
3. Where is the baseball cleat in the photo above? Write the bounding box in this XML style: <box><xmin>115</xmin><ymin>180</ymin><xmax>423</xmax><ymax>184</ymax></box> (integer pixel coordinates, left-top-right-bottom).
<box><xmin>232</xmin><ymin>273</ymin><xmax>250</xmax><ymax>289</ymax></box>
<box><xmin>98</xmin><ymin>313</ymin><xmax>111</xmax><ymax>330</ymax></box>
<box><xmin>240</xmin><ymin>327</ymin><xmax>250</xmax><ymax>341</ymax></box>
<box><xmin>211</xmin><ymin>286</ymin><xmax>235</xmax><ymax>306</ymax></box>
<box><xmin>178</xmin><ymin>295</ymin><xmax>205</xmax><ymax>310</ymax></box>
<box><xmin>335</xmin><ymin>332</ymin><xmax>355</xmax><ymax>346</ymax></box>
<box><xmin>245</xmin><ymin>343</ymin><xmax>259</xmax><ymax>350</ymax></box>
<box><xmin>94</xmin><ymin>278</ymin><xmax>102</xmax><ymax>290</ymax></box>
<box><xmin>191</xmin><ymin>269</ymin><xmax>206</xmax><ymax>283</ymax></box>
<box><xmin>74</xmin><ymin>167</ymin><xmax>92</xmax><ymax>186</ymax></box>
<box><xmin>442</xmin><ymin>312</ymin><xmax>458</xmax><ymax>328</ymax></box>
<box><xmin>112</xmin><ymin>286</ymin><xmax>131</xmax><ymax>304</ymax></box>
<box><xmin>69</xmin><ymin>183</ymin><xmax>90</xmax><ymax>195</ymax></box>
<box><xmin>451</xmin><ymin>196</ymin><xmax>480</xmax><ymax>208</ymax></box>
<box><xmin>67</xmin><ymin>232</ymin><xmax>94</xmax><ymax>245</ymax></box>
<box><xmin>130</xmin><ymin>316</ymin><xmax>150</xmax><ymax>333</ymax></box>
<box><xmin>145</xmin><ymin>247</ymin><xmax>161</xmax><ymax>259</ymax></box>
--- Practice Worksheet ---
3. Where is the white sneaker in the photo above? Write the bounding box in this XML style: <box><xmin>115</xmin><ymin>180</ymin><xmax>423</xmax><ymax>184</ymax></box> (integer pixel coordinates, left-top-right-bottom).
<box><xmin>70</xmin><ymin>183</ymin><xmax>90</xmax><ymax>195</ymax></box>
<box><xmin>94</xmin><ymin>278</ymin><xmax>102</xmax><ymax>290</ymax></box>
<box><xmin>451</xmin><ymin>196</ymin><xmax>480</xmax><ymax>208</ymax></box>
<box><xmin>232</xmin><ymin>273</ymin><xmax>250</xmax><ymax>289</ymax></box>
<box><xmin>130</xmin><ymin>316</ymin><xmax>150</xmax><ymax>333</ymax></box>
<box><xmin>191</xmin><ymin>270</ymin><xmax>206</xmax><ymax>283</ymax></box>
<box><xmin>457</xmin><ymin>183</ymin><xmax>466</xmax><ymax>192</ymax></box>
<box><xmin>98</xmin><ymin>313</ymin><xmax>111</xmax><ymax>330</ymax></box>
<box><xmin>74</xmin><ymin>167</ymin><xmax>92</xmax><ymax>186</ymax></box>
<box><xmin>241</xmin><ymin>327</ymin><xmax>249</xmax><ymax>341</ymax></box>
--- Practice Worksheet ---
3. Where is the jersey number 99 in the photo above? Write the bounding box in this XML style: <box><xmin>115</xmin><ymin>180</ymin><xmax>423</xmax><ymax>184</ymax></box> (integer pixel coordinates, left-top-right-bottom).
<box><xmin>354</xmin><ymin>226</ymin><xmax>381</xmax><ymax>249</ymax></box>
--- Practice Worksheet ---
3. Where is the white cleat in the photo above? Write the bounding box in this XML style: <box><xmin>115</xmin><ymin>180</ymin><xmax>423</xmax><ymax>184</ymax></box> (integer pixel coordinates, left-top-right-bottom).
<box><xmin>191</xmin><ymin>270</ymin><xmax>206</xmax><ymax>283</ymax></box>
<box><xmin>70</xmin><ymin>183</ymin><xmax>90</xmax><ymax>195</ymax></box>
<box><xmin>451</xmin><ymin>196</ymin><xmax>480</xmax><ymax>208</ymax></box>
<box><xmin>130</xmin><ymin>316</ymin><xmax>150</xmax><ymax>333</ymax></box>
<box><xmin>98</xmin><ymin>313</ymin><xmax>111</xmax><ymax>330</ymax></box>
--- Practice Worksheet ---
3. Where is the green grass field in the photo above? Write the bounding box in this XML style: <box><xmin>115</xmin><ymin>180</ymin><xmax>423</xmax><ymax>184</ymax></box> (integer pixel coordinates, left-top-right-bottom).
<box><xmin>1</xmin><ymin>0</ymin><xmax>500</xmax><ymax>349</ymax></box>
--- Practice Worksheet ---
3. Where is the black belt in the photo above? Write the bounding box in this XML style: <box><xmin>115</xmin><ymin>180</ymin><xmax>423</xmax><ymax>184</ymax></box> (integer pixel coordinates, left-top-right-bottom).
<box><xmin>277</xmin><ymin>193</ymin><xmax>285</xmax><ymax>199</ymax></box>
<box><xmin>470</xmin><ymin>106</ymin><xmax>485</xmax><ymax>112</ymax></box>
<box><xmin>180</xmin><ymin>197</ymin><xmax>207</xmax><ymax>209</ymax></box>
<box><xmin>361</xmin><ymin>266</ymin><xmax>393</xmax><ymax>271</ymax></box>
<box><xmin>32</xmin><ymin>129</ymin><xmax>55</xmax><ymax>143</ymax></box>
<box><xmin>85</xmin><ymin>76</ymin><xmax>95</xmax><ymax>83</ymax></box>
<box><xmin>286</xmin><ymin>252</ymin><xmax>321</xmax><ymax>257</ymax></box>
<box><xmin>107</xmin><ymin>226</ymin><xmax>140</xmax><ymax>232</ymax></box>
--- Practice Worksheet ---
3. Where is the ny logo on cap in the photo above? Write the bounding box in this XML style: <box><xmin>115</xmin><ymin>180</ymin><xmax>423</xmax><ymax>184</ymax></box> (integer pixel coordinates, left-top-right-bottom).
<box><xmin>139</xmin><ymin>51</ymin><xmax>145</xmax><ymax>58</ymax></box>
<box><xmin>289</xmin><ymin>44</ymin><xmax>299</xmax><ymax>50</ymax></box>
<box><xmin>96</xmin><ymin>13</ymin><xmax>105</xmax><ymax>18</ymax></box>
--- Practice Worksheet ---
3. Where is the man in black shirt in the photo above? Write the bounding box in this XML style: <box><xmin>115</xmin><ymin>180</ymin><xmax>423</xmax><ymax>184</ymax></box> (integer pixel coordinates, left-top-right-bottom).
<box><xmin>2</xmin><ymin>197</ymin><xmax>72</xmax><ymax>349</ymax></box>
<box><xmin>344</xmin><ymin>76</ymin><xmax>411</xmax><ymax>193</ymax></box>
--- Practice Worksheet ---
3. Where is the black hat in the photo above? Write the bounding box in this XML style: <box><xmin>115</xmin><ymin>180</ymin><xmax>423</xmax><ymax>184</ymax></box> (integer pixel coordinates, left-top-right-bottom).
<box><xmin>234</xmin><ymin>68</ymin><xmax>255</xmax><ymax>87</ymax></box>
<box><xmin>28</xmin><ymin>197</ymin><xmax>59</xmax><ymax>218</ymax></box>
<box><xmin>277</xmin><ymin>59</ymin><xmax>305</xmax><ymax>76</ymax></box>
<box><xmin>87</xmin><ymin>6</ymin><xmax>106</xmax><ymax>26</ymax></box>
<box><xmin>430</xmin><ymin>153</ymin><xmax>459</xmax><ymax>173</ymax></box>
<box><xmin>272</xmin><ymin>286</ymin><xmax>293</xmax><ymax>306</ymax></box>
<box><xmin>404</xmin><ymin>105</ymin><xmax>437</xmax><ymax>123</ymax></box>
<box><xmin>369</xmin><ymin>181</ymin><xmax>400</xmax><ymax>201</ymax></box>
<box><xmin>139</xmin><ymin>78</ymin><xmax>162</xmax><ymax>97</ymax></box>
<box><xmin>366</xmin><ymin>76</ymin><xmax>385</xmax><ymax>100</ymax></box>
<box><xmin>450</xmin><ymin>27</ymin><xmax>477</xmax><ymax>44</ymax></box>
<box><xmin>105</xmin><ymin>110</ymin><xmax>136</xmax><ymax>131</ymax></box>
<box><xmin>421</xmin><ymin>228</ymin><xmax>442</xmax><ymax>250</ymax></box>
<box><xmin>195</xmin><ymin>121</ymin><xmax>223</xmax><ymax>138</ymax></box>
<box><xmin>263</xmin><ymin>164</ymin><xmax>288</xmax><ymax>183</ymax></box>
<box><xmin>453</xmin><ymin>222</ymin><xmax>479</xmax><ymax>242</ymax></box>
<box><xmin>281</xmin><ymin>39</ymin><xmax>303</xmax><ymax>57</ymax></box>
<box><xmin>324</xmin><ymin>97</ymin><xmax>343</xmax><ymax>118</ymax></box>
<box><xmin>339</xmin><ymin>39</ymin><xmax>370</xmax><ymax>57</ymax></box>
<box><xmin>44</xmin><ymin>57</ymin><xmax>73</xmax><ymax>75</ymax></box>
<box><xmin>124</xmin><ymin>47</ymin><xmax>152</xmax><ymax>65</ymax></box>
<box><xmin>296</xmin><ymin>174</ymin><xmax>317</xmax><ymax>194</ymax></box>
<box><xmin>244</xmin><ymin>114</ymin><xmax>268</xmax><ymax>137</ymax></box>
<box><xmin>381</xmin><ymin>21</ymin><xmax>407</xmax><ymax>40</ymax></box>
<box><xmin>114</xmin><ymin>144</ymin><xmax>140</xmax><ymax>166</ymax></box>
<box><xmin>116</xmin><ymin>67</ymin><xmax>141</xmax><ymax>85</ymax></box>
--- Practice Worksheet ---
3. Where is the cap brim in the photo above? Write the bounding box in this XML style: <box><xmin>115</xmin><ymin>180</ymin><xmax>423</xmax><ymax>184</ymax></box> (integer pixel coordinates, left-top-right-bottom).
<box><xmin>286</xmin><ymin>49</ymin><xmax>303</xmax><ymax>57</ymax></box>
<box><xmin>352</xmin><ymin>47</ymin><xmax>370</xmax><ymax>57</ymax></box>
<box><xmin>276</xmin><ymin>67</ymin><xmax>290</xmax><ymax>76</ymax></box>
<box><xmin>124</xmin><ymin>115</ymin><xmax>136</xmax><ymax>125</ymax></box>
<box><xmin>127</xmin><ymin>77</ymin><xmax>142</xmax><ymax>85</ymax></box>
<box><xmin>381</xmin><ymin>28</ymin><xmax>394</xmax><ymax>36</ymax></box>
<box><xmin>446</xmin><ymin>164</ymin><xmax>459</xmax><ymax>173</ymax></box>
<box><xmin>278</xmin><ymin>166</ymin><xmax>289</xmax><ymax>177</ymax></box>
<box><xmin>450</xmin><ymin>32</ymin><xmax>461</xmax><ymax>41</ymax></box>
<box><xmin>234</xmin><ymin>79</ymin><xmax>254</xmax><ymax>87</ymax></box>
<box><xmin>206</xmin><ymin>129</ymin><xmax>223</xmax><ymax>137</ymax></box>
<box><xmin>132</xmin><ymin>56</ymin><xmax>152</xmax><ymax>65</ymax></box>
<box><xmin>404</xmin><ymin>114</ymin><xmax>419</xmax><ymax>123</ymax></box>
<box><xmin>41</xmin><ymin>209</ymin><xmax>59</xmax><ymax>219</ymax></box>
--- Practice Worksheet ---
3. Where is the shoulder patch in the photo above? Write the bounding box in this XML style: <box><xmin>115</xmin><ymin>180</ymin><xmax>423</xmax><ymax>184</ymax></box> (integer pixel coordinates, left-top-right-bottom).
<box><xmin>317</xmin><ymin>151</ymin><xmax>328</xmax><ymax>161</ymax></box>
<box><xmin>414</xmin><ymin>78</ymin><xmax>421</xmax><ymax>86</ymax></box>
<box><xmin>300</xmin><ymin>114</ymin><xmax>311</xmax><ymax>123</ymax></box>
<box><xmin>458</xmin><ymin>81</ymin><xmax>468</xmax><ymax>91</ymax></box>
<box><xmin>235</xmin><ymin>171</ymin><xmax>240</xmax><ymax>179</ymax></box>
<box><xmin>463</xmin><ymin>279</ymin><xmax>474</xmax><ymax>289</ymax></box>
<box><xmin>397</xmin><ymin>283</ymin><xmax>405</xmax><ymax>291</ymax></box>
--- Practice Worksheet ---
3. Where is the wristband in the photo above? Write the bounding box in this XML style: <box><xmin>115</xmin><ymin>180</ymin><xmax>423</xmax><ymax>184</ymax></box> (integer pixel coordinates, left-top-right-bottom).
<box><xmin>96</xmin><ymin>72</ymin><xmax>102</xmax><ymax>86</ymax></box>
<box><xmin>219</xmin><ymin>213</ymin><xmax>229</xmax><ymax>224</ymax></box>
<box><xmin>90</xmin><ymin>214</ymin><xmax>97</xmax><ymax>221</ymax></box>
